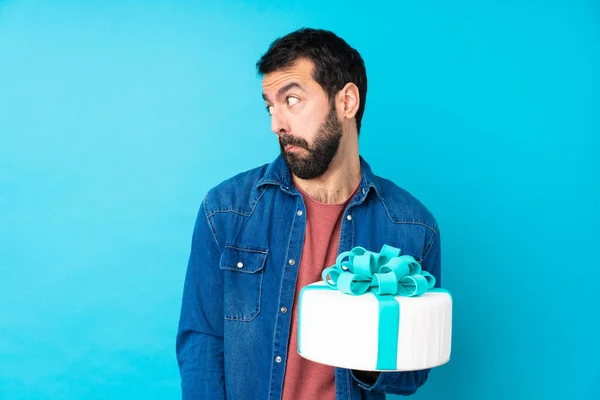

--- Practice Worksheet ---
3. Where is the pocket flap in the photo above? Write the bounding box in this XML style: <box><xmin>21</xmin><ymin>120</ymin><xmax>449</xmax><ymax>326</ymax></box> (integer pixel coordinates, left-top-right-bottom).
<box><xmin>220</xmin><ymin>246</ymin><xmax>268</xmax><ymax>274</ymax></box>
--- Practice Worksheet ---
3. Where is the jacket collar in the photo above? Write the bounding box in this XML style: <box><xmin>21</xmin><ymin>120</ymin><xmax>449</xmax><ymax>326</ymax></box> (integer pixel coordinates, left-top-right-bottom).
<box><xmin>257</xmin><ymin>154</ymin><xmax>382</xmax><ymax>201</ymax></box>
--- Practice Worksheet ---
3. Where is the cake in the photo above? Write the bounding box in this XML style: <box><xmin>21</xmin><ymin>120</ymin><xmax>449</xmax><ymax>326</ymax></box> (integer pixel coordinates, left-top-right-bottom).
<box><xmin>297</xmin><ymin>245</ymin><xmax>452</xmax><ymax>372</ymax></box>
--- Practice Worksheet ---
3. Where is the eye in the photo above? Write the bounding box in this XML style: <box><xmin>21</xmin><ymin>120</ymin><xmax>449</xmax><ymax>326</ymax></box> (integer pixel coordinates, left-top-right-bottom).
<box><xmin>266</xmin><ymin>105</ymin><xmax>274</xmax><ymax>115</ymax></box>
<box><xmin>286</xmin><ymin>96</ymin><xmax>300</xmax><ymax>107</ymax></box>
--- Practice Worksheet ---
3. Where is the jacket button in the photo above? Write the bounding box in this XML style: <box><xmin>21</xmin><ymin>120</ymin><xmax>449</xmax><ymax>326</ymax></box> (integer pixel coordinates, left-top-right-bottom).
<box><xmin>346</xmin><ymin>215</ymin><xmax>352</xmax><ymax>221</ymax></box>
<box><xmin>288</xmin><ymin>259</ymin><xmax>295</xmax><ymax>266</ymax></box>
<box><xmin>237</xmin><ymin>262</ymin><xmax>244</xmax><ymax>269</ymax></box>
<box><xmin>297</xmin><ymin>210</ymin><xmax>303</xmax><ymax>216</ymax></box>
<box><xmin>275</xmin><ymin>356</ymin><xmax>282</xmax><ymax>363</ymax></box>
<box><xmin>280</xmin><ymin>307</ymin><xmax>287</xmax><ymax>313</ymax></box>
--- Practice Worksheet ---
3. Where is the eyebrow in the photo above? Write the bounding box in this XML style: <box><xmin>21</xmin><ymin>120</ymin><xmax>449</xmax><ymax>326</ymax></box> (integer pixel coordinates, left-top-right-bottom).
<box><xmin>262</xmin><ymin>82</ymin><xmax>304</xmax><ymax>102</ymax></box>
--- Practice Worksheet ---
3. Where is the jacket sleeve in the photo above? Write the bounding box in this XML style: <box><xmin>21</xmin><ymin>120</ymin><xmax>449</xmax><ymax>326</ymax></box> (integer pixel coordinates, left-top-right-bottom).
<box><xmin>176</xmin><ymin>198</ymin><xmax>225</xmax><ymax>399</ymax></box>
<box><xmin>351</xmin><ymin>224</ymin><xmax>442</xmax><ymax>395</ymax></box>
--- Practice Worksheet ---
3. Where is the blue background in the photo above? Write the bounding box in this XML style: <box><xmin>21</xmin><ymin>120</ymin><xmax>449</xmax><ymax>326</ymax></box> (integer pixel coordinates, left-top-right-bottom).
<box><xmin>1</xmin><ymin>1</ymin><xmax>599</xmax><ymax>399</ymax></box>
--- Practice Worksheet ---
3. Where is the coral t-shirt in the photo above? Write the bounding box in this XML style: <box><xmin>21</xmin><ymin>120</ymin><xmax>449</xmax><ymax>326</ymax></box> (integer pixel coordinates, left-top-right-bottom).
<box><xmin>281</xmin><ymin>183</ymin><xmax>358</xmax><ymax>400</ymax></box>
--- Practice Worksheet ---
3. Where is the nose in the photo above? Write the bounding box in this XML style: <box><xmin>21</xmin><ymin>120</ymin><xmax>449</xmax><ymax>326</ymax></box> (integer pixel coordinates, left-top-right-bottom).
<box><xmin>270</xmin><ymin>109</ymin><xmax>290</xmax><ymax>135</ymax></box>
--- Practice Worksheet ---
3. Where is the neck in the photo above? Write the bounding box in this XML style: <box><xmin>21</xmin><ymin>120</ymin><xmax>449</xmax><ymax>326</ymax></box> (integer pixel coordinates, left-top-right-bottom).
<box><xmin>292</xmin><ymin>142</ymin><xmax>361</xmax><ymax>205</ymax></box>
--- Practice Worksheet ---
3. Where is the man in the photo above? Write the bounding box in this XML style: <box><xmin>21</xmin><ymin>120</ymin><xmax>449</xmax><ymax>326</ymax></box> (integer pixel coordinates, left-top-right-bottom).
<box><xmin>176</xmin><ymin>28</ymin><xmax>442</xmax><ymax>399</ymax></box>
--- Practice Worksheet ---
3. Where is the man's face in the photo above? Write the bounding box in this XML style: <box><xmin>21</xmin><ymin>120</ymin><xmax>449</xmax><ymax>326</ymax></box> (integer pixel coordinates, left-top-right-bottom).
<box><xmin>262</xmin><ymin>58</ymin><xmax>343</xmax><ymax>180</ymax></box>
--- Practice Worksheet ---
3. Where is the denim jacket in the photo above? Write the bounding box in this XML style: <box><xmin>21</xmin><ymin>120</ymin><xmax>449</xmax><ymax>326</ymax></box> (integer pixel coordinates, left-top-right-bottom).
<box><xmin>176</xmin><ymin>154</ymin><xmax>442</xmax><ymax>399</ymax></box>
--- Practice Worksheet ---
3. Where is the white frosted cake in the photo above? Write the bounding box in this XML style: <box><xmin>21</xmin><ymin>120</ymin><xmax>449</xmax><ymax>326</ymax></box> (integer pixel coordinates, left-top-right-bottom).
<box><xmin>297</xmin><ymin>245</ymin><xmax>452</xmax><ymax>372</ymax></box>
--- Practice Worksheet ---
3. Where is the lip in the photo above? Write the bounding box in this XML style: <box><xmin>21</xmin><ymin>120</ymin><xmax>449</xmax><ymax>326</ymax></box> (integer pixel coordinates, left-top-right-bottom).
<box><xmin>285</xmin><ymin>145</ymin><xmax>303</xmax><ymax>152</ymax></box>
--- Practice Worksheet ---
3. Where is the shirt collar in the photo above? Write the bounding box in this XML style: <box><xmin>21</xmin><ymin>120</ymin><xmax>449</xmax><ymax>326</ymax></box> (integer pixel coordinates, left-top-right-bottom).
<box><xmin>256</xmin><ymin>154</ymin><xmax>382</xmax><ymax>201</ymax></box>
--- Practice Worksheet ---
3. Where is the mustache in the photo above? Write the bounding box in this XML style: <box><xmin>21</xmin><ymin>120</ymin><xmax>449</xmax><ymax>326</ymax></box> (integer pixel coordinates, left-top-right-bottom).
<box><xmin>279</xmin><ymin>134</ymin><xmax>309</xmax><ymax>150</ymax></box>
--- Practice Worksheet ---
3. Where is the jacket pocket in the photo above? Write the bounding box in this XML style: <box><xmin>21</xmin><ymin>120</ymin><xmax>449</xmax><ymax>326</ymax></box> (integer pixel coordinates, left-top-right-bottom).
<box><xmin>219</xmin><ymin>245</ymin><xmax>268</xmax><ymax>322</ymax></box>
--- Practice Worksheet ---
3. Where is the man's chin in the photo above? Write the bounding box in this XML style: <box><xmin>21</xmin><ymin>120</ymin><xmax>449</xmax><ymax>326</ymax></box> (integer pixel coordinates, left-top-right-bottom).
<box><xmin>282</xmin><ymin>150</ymin><xmax>307</xmax><ymax>163</ymax></box>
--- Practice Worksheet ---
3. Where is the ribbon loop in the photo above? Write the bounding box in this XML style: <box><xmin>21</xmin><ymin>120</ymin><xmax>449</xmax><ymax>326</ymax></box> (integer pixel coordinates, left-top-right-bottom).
<box><xmin>372</xmin><ymin>271</ymin><xmax>398</xmax><ymax>295</ymax></box>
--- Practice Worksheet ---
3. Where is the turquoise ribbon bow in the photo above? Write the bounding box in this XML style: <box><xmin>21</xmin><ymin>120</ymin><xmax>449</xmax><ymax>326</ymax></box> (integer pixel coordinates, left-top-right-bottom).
<box><xmin>320</xmin><ymin>244</ymin><xmax>436</xmax><ymax>370</ymax></box>
<box><xmin>321</xmin><ymin>244</ymin><xmax>436</xmax><ymax>296</ymax></box>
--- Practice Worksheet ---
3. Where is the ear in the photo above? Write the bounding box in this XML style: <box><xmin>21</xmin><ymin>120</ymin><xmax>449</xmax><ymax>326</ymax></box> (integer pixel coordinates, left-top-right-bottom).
<box><xmin>337</xmin><ymin>82</ymin><xmax>360</xmax><ymax>120</ymax></box>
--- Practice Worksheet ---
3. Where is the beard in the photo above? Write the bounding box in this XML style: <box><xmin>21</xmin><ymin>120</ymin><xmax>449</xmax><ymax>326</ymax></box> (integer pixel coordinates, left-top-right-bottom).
<box><xmin>278</xmin><ymin>102</ymin><xmax>343</xmax><ymax>180</ymax></box>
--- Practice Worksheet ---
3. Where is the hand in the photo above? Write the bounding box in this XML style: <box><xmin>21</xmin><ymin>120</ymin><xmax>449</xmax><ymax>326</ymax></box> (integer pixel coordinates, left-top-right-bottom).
<box><xmin>352</xmin><ymin>370</ymin><xmax>380</xmax><ymax>384</ymax></box>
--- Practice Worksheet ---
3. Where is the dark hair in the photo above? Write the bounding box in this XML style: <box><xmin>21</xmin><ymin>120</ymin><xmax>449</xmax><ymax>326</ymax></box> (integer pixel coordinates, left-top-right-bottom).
<box><xmin>256</xmin><ymin>28</ymin><xmax>367</xmax><ymax>135</ymax></box>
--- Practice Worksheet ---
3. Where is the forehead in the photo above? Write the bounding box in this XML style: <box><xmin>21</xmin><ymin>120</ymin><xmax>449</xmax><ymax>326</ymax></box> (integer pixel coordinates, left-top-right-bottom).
<box><xmin>261</xmin><ymin>58</ymin><xmax>319</xmax><ymax>94</ymax></box>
